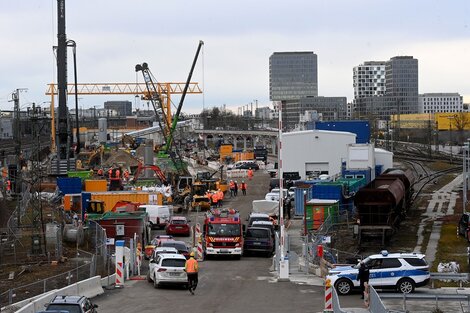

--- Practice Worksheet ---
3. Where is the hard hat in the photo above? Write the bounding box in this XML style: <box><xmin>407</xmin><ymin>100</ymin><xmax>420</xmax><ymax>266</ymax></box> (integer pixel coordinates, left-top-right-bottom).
<box><xmin>190</xmin><ymin>251</ymin><xmax>195</xmax><ymax>257</ymax></box>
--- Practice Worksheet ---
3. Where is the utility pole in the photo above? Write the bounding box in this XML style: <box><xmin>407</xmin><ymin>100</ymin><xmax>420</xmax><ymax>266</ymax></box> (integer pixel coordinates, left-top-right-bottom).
<box><xmin>11</xmin><ymin>89</ymin><xmax>27</xmax><ymax>227</ymax></box>
<box><xmin>278</xmin><ymin>98</ymin><xmax>289</xmax><ymax>281</ymax></box>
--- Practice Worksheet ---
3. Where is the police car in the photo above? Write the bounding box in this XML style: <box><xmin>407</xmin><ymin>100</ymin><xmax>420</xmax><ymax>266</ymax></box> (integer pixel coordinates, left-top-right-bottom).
<box><xmin>327</xmin><ymin>250</ymin><xmax>430</xmax><ymax>295</ymax></box>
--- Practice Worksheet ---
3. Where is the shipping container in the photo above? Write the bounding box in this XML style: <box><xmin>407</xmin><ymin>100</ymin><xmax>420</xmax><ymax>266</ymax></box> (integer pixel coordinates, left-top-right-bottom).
<box><xmin>84</xmin><ymin>179</ymin><xmax>107</xmax><ymax>192</ymax></box>
<box><xmin>304</xmin><ymin>199</ymin><xmax>339</xmax><ymax>233</ymax></box>
<box><xmin>311</xmin><ymin>120</ymin><xmax>370</xmax><ymax>144</ymax></box>
<box><xmin>67</xmin><ymin>170</ymin><xmax>93</xmax><ymax>181</ymax></box>
<box><xmin>98</xmin><ymin>211</ymin><xmax>151</xmax><ymax>247</ymax></box>
<box><xmin>57</xmin><ymin>177</ymin><xmax>83</xmax><ymax>194</ymax></box>
<box><xmin>342</xmin><ymin>168</ymin><xmax>371</xmax><ymax>184</ymax></box>
<box><xmin>63</xmin><ymin>191</ymin><xmax>163</xmax><ymax>212</ymax></box>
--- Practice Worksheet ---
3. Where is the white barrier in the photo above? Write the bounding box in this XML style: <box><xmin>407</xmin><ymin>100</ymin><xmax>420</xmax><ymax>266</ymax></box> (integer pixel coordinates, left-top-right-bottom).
<box><xmin>1</xmin><ymin>290</ymin><xmax>58</xmax><ymax>313</ymax></box>
<box><xmin>101</xmin><ymin>273</ymin><xmax>116</xmax><ymax>287</ymax></box>
<box><xmin>207</xmin><ymin>161</ymin><xmax>220</xmax><ymax>171</ymax></box>
<box><xmin>226</xmin><ymin>169</ymin><xmax>248</xmax><ymax>178</ymax></box>
<box><xmin>14</xmin><ymin>276</ymin><xmax>104</xmax><ymax>313</ymax></box>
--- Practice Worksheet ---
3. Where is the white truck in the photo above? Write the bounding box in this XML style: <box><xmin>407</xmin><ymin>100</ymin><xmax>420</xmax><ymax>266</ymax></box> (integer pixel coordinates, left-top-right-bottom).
<box><xmin>251</xmin><ymin>200</ymin><xmax>279</xmax><ymax>229</ymax></box>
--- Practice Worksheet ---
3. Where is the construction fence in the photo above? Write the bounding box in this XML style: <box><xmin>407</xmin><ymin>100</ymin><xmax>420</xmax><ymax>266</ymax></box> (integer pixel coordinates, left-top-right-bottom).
<box><xmin>0</xmin><ymin>220</ymin><xmax>113</xmax><ymax>307</ymax></box>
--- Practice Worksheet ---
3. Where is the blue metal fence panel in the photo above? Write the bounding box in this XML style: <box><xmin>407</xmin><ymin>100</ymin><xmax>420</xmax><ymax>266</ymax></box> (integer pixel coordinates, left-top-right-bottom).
<box><xmin>82</xmin><ymin>192</ymin><xmax>92</xmax><ymax>219</ymax></box>
<box><xmin>294</xmin><ymin>187</ymin><xmax>309</xmax><ymax>216</ymax></box>
<box><xmin>57</xmin><ymin>177</ymin><xmax>82</xmax><ymax>194</ymax></box>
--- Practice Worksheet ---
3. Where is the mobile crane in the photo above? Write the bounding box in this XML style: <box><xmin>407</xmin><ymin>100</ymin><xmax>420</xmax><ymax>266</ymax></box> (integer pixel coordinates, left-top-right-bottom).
<box><xmin>135</xmin><ymin>40</ymin><xmax>204</xmax><ymax>174</ymax></box>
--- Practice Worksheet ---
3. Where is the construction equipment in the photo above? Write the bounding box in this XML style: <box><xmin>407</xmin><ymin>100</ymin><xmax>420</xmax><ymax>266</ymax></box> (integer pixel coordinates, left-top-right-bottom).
<box><xmin>132</xmin><ymin>162</ymin><xmax>167</xmax><ymax>185</ymax></box>
<box><xmin>75</xmin><ymin>146</ymin><xmax>103</xmax><ymax>170</ymax></box>
<box><xmin>135</xmin><ymin>41</ymin><xmax>204</xmax><ymax>174</ymax></box>
<box><xmin>191</xmin><ymin>181</ymin><xmax>211</xmax><ymax>211</ymax></box>
<box><xmin>195</xmin><ymin>166</ymin><xmax>229</xmax><ymax>194</ymax></box>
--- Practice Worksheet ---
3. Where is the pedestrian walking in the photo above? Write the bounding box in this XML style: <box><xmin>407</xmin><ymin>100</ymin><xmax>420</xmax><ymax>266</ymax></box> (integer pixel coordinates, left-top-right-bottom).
<box><xmin>357</xmin><ymin>261</ymin><xmax>370</xmax><ymax>299</ymax></box>
<box><xmin>185</xmin><ymin>251</ymin><xmax>199</xmax><ymax>295</ymax></box>
<box><xmin>229</xmin><ymin>180</ymin><xmax>235</xmax><ymax>198</ymax></box>
<box><xmin>234</xmin><ymin>181</ymin><xmax>238</xmax><ymax>197</ymax></box>
<box><xmin>240</xmin><ymin>181</ymin><xmax>247</xmax><ymax>196</ymax></box>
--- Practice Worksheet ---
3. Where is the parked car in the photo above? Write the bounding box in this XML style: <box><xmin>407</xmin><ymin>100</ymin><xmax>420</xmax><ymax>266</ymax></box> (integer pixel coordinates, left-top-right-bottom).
<box><xmin>45</xmin><ymin>295</ymin><xmax>98</xmax><ymax>313</ymax></box>
<box><xmin>147</xmin><ymin>253</ymin><xmax>188</xmax><ymax>288</ymax></box>
<box><xmin>243</xmin><ymin>227</ymin><xmax>274</xmax><ymax>257</ymax></box>
<box><xmin>165</xmin><ymin>216</ymin><xmax>191</xmax><ymax>236</ymax></box>
<box><xmin>251</xmin><ymin>220</ymin><xmax>276</xmax><ymax>239</ymax></box>
<box><xmin>160</xmin><ymin>240</ymin><xmax>191</xmax><ymax>259</ymax></box>
<box><xmin>264</xmin><ymin>188</ymin><xmax>288</xmax><ymax>201</ymax></box>
<box><xmin>247</xmin><ymin>213</ymin><xmax>272</xmax><ymax>227</ymax></box>
<box><xmin>144</xmin><ymin>235</ymin><xmax>173</xmax><ymax>259</ymax></box>
<box><xmin>228</xmin><ymin>160</ymin><xmax>259</xmax><ymax>171</ymax></box>
<box><xmin>458</xmin><ymin>212</ymin><xmax>470</xmax><ymax>241</ymax></box>
<box><xmin>327</xmin><ymin>250</ymin><xmax>430</xmax><ymax>295</ymax></box>
<box><xmin>151</xmin><ymin>246</ymin><xmax>178</xmax><ymax>260</ymax></box>
<box><xmin>138</xmin><ymin>204</ymin><xmax>172</xmax><ymax>229</ymax></box>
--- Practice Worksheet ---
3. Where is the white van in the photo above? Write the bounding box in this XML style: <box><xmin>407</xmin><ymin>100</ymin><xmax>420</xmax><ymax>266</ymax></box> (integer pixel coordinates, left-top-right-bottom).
<box><xmin>139</xmin><ymin>204</ymin><xmax>172</xmax><ymax>229</ymax></box>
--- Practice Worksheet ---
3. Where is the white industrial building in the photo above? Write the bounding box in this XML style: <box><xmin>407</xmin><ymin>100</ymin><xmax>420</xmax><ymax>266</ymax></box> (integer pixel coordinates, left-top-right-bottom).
<box><xmin>282</xmin><ymin>130</ymin><xmax>356</xmax><ymax>180</ymax></box>
<box><xmin>418</xmin><ymin>93</ymin><xmax>463</xmax><ymax>113</ymax></box>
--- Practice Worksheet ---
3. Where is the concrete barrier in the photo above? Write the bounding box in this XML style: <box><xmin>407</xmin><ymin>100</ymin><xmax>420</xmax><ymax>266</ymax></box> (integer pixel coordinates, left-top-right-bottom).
<box><xmin>1</xmin><ymin>290</ymin><xmax>58</xmax><ymax>313</ymax></box>
<box><xmin>227</xmin><ymin>169</ymin><xmax>248</xmax><ymax>178</ymax></box>
<box><xmin>101</xmin><ymin>274</ymin><xmax>116</xmax><ymax>287</ymax></box>
<box><xmin>13</xmin><ymin>276</ymin><xmax>104</xmax><ymax>313</ymax></box>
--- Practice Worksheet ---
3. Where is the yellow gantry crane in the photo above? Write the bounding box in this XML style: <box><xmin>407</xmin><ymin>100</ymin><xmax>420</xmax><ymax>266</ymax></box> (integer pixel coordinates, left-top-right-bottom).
<box><xmin>45</xmin><ymin>82</ymin><xmax>202</xmax><ymax>152</ymax></box>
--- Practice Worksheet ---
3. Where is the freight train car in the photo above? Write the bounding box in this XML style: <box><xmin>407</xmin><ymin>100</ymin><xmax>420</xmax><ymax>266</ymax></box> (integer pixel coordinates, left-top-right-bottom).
<box><xmin>354</xmin><ymin>175</ymin><xmax>408</xmax><ymax>247</ymax></box>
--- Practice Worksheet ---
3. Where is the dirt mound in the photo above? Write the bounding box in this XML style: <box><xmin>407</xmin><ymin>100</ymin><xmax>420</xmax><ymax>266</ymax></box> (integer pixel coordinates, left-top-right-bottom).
<box><xmin>103</xmin><ymin>150</ymin><xmax>140</xmax><ymax>168</ymax></box>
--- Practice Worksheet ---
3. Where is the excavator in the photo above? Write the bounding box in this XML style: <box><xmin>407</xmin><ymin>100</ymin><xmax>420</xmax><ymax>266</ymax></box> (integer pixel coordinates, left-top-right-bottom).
<box><xmin>75</xmin><ymin>146</ymin><xmax>103</xmax><ymax>170</ymax></box>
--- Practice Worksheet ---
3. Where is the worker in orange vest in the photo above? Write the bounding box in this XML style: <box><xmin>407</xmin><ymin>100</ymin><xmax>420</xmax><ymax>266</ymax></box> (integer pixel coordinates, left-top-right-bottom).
<box><xmin>247</xmin><ymin>168</ymin><xmax>254</xmax><ymax>180</ymax></box>
<box><xmin>211</xmin><ymin>191</ymin><xmax>219</xmax><ymax>209</ymax></box>
<box><xmin>123</xmin><ymin>169</ymin><xmax>129</xmax><ymax>182</ymax></box>
<box><xmin>216</xmin><ymin>189</ymin><xmax>223</xmax><ymax>207</ymax></box>
<box><xmin>229</xmin><ymin>180</ymin><xmax>235</xmax><ymax>198</ymax></box>
<box><xmin>240</xmin><ymin>181</ymin><xmax>247</xmax><ymax>196</ymax></box>
<box><xmin>6</xmin><ymin>180</ymin><xmax>11</xmax><ymax>195</ymax></box>
<box><xmin>185</xmin><ymin>251</ymin><xmax>199</xmax><ymax>295</ymax></box>
<box><xmin>108</xmin><ymin>168</ymin><xmax>113</xmax><ymax>179</ymax></box>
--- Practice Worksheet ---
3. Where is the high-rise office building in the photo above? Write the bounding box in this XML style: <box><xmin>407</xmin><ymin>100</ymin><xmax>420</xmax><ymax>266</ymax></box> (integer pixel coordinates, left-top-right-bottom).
<box><xmin>269</xmin><ymin>52</ymin><xmax>318</xmax><ymax>129</ymax></box>
<box><xmin>354</xmin><ymin>56</ymin><xmax>419</xmax><ymax>119</ymax></box>
<box><xmin>353</xmin><ymin>61</ymin><xmax>386</xmax><ymax>98</ymax></box>
<box><xmin>269</xmin><ymin>52</ymin><xmax>318</xmax><ymax>101</ymax></box>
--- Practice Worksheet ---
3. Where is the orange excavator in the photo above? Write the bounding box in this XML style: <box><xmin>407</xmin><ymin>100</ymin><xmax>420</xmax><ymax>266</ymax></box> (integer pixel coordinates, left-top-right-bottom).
<box><xmin>131</xmin><ymin>162</ymin><xmax>167</xmax><ymax>185</ymax></box>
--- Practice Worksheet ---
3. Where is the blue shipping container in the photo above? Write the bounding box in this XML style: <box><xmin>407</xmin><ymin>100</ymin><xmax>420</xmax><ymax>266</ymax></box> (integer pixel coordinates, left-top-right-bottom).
<box><xmin>342</xmin><ymin>168</ymin><xmax>371</xmax><ymax>184</ymax></box>
<box><xmin>57</xmin><ymin>177</ymin><xmax>83</xmax><ymax>195</ymax></box>
<box><xmin>310</xmin><ymin>120</ymin><xmax>370</xmax><ymax>144</ymax></box>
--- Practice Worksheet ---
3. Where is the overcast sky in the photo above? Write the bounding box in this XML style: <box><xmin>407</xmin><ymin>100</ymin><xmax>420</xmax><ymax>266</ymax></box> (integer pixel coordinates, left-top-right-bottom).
<box><xmin>0</xmin><ymin>0</ymin><xmax>469</xmax><ymax>114</ymax></box>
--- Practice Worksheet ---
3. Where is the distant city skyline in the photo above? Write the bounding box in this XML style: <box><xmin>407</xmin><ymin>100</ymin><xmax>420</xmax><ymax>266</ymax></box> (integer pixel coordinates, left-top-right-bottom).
<box><xmin>0</xmin><ymin>0</ymin><xmax>469</xmax><ymax>114</ymax></box>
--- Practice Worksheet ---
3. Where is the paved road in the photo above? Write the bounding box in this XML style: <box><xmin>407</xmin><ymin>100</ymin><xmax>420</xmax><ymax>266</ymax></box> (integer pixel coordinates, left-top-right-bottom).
<box><xmin>94</xmin><ymin>170</ymin><xmax>329</xmax><ymax>312</ymax></box>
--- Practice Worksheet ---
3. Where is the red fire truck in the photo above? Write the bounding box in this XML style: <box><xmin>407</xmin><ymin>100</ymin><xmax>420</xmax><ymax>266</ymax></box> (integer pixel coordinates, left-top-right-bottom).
<box><xmin>203</xmin><ymin>208</ymin><xmax>244</xmax><ymax>259</ymax></box>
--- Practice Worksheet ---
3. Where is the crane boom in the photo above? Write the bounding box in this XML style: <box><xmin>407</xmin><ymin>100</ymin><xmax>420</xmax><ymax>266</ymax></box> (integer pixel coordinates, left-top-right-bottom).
<box><xmin>165</xmin><ymin>40</ymin><xmax>204</xmax><ymax>154</ymax></box>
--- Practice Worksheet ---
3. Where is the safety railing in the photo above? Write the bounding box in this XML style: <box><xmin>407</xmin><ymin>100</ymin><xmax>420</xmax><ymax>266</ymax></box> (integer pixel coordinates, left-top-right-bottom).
<box><xmin>378</xmin><ymin>293</ymin><xmax>470</xmax><ymax>312</ymax></box>
<box><xmin>430</xmin><ymin>272</ymin><xmax>469</xmax><ymax>289</ymax></box>
<box><xmin>331</xmin><ymin>287</ymin><xmax>347</xmax><ymax>313</ymax></box>
<box><xmin>369</xmin><ymin>285</ymin><xmax>389</xmax><ymax>313</ymax></box>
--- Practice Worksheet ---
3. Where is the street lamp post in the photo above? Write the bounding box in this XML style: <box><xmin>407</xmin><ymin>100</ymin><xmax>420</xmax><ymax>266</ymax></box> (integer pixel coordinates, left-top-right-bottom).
<box><xmin>66</xmin><ymin>39</ymin><xmax>80</xmax><ymax>154</ymax></box>
<box><xmin>448</xmin><ymin>116</ymin><xmax>455</xmax><ymax>164</ymax></box>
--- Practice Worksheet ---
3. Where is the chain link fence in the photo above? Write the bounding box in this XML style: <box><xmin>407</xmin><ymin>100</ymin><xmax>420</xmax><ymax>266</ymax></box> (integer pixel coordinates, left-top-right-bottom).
<box><xmin>0</xmin><ymin>220</ymin><xmax>113</xmax><ymax>307</ymax></box>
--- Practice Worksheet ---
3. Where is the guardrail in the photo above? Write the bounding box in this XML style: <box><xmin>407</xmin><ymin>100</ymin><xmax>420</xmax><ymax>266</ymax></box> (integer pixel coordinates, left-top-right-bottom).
<box><xmin>378</xmin><ymin>293</ymin><xmax>470</xmax><ymax>312</ymax></box>
<box><xmin>430</xmin><ymin>272</ymin><xmax>469</xmax><ymax>289</ymax></box>
<box><xmin>5</xmin><ymin>275</ymin><xmax>104</xmax><ymax>313</ymax></box>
